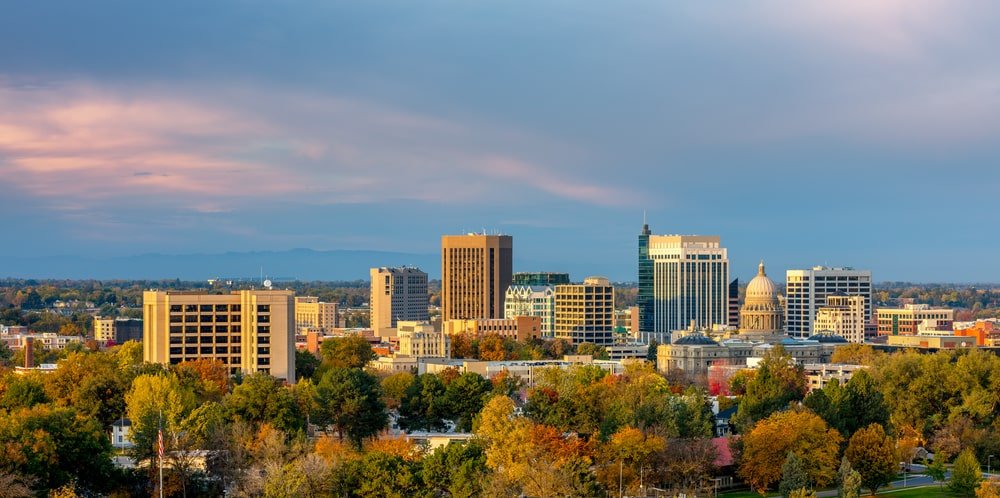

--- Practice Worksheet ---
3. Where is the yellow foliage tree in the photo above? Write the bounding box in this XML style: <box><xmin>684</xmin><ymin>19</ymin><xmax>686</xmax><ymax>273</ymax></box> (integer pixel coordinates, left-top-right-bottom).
<box><xmin>738</xmin><ymin>409</ymin><xmax>842</xmax><ymax>495</ymax></box>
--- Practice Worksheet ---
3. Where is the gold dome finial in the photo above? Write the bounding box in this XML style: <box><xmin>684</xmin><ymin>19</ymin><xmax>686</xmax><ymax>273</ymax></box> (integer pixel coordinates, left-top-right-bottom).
<box><xmin>758</xmin><ymin>259</ymin><xmax>765</xmax><ymax>276</ymax></box>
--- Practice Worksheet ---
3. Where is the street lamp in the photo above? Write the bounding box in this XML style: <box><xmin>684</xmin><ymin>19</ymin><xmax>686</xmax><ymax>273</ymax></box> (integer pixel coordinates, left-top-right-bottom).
<box><xmin>900</xmin><ymin>462</ymin><xmax>906</xmax><ymax>487</ymax></box>
<box><xmin>989</xmin><ymin>455</ymin><xmax>995</xmax><ymax>476</ymax></box>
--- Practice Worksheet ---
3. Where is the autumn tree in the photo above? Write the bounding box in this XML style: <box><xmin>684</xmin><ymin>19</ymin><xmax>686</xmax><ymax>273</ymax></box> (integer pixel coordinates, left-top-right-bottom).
<box><xmin>126</xmin><ymin>373</ymin><xmax>197</xmax><ymax>465</ymax></box>
<box><xmin>422</xmin><ymin>439</ymin><xmax>490</xmax><ymax>498</ymax></box>
<box><xmin>380</xmin><ymin>371</ymin><xmax>415</xmax><ymax>411</ymax></box>
<box><xmin>845</xmin><ymin>423</ymin><xmax>897</xmax><ymax>496</ymax></box>
<box><xmin>733</xmin><ymin>345</ymin><xmax>806</xmax><ymax>431</ymax></box>
<box><xmin>738</xmin><ymin>409</ymin><xmax>842</xmax><ymax>495</ymax></box>
<box><xmin>318</xmin><ymin>335</ymin><xmax>374</xmax><ymax>370</ymax></box>
<box><xmin>838</xmin><ymin>457</ymin><xmax>862</xmax><ymax>498</ymax></box>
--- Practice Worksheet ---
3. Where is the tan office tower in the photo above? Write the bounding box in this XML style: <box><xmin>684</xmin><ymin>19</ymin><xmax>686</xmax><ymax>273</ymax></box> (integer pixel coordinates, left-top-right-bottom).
<box><xmin>441</xmin><ymin>233</ymin><xmax>513</xmax><ymax>322</ymax></box>
<box><xmin>369</xmin><ymin>267</ymin><xmax>429</xmax><ymax>338</ymax></box>
<box><xmin>143</xmin><ymin>290</ymin><xmax>296</xmax><ymax>382</ymax></box>
<box><xmin>554</xmin><ymin>276</ymin><xmax>615</xmax><ymax>346</ymax></box>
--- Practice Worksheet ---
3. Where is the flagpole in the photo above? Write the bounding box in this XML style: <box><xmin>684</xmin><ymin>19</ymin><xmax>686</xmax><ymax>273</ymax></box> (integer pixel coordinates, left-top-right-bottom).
<box><xmin>158</xmin><ymin>409</ymin><xmax>164</xmax><ymax>498</ymax></box>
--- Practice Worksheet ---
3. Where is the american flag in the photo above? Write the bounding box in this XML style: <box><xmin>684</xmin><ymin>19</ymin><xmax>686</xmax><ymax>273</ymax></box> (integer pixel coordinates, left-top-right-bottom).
<box><xmin>157</xmin><ymin>428</ymin><xmax>164</xmax><ymax>459</ymax></box>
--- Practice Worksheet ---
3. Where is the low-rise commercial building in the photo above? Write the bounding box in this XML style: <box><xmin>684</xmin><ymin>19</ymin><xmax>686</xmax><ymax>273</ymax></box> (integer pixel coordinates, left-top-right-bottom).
<box><xmin>397</xmin><ymin>321</ymin><xmax>450</xmax><ymax>358</ymax></box>
<box><xmin>877</xmin><ymin>304</ymin><xmax>954</xmax><ymax>336</ymax></box>
<box><xmin>443</xmin><ymin>316</ymin><xmax>542</xmax><ymax>342</ymax></box>
<box><xmin>656</xmin><ymin>333</ymin><xmax>846</xmax><ymax>377</ymax></box>
<box><xmin>802</xmin><ymin>363</ymin><xmax>867</xmax><ymax>391</ymax></box>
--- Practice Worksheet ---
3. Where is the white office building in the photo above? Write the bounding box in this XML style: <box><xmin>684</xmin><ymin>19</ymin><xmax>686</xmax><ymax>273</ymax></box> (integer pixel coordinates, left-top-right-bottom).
<box><xmin>785</xmin><ymin>267</ymin><xmax>872</xmax><ymax>338</ymax></box>
<box><xmin>504</xmin><ymin>285</ymin><xmax>556</xmax><ymax>338</ymax></box>
<box><xmin>647</xmin><ymin>235</ymin><xmax>729</xmax><ymax>332</ymax></box>
<box><xmin>814</xmin><ymin>295</ymin><xmax>866</xmax><ymax>344</ymax></box>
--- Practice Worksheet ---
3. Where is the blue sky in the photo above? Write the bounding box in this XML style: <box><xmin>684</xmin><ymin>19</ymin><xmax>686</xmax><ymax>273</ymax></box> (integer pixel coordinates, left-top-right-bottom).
<box><xmin>1</xmin><ymin>1</ymin><xmax>998</xmax><ymax>282</ymax></box>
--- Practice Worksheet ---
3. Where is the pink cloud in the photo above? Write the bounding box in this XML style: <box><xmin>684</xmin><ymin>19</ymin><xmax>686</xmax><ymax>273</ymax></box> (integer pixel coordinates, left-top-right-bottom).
<box><xmin>0</xmin><ymin>79</ymin><xmax>640</xmax><ymax>217</ymax></box>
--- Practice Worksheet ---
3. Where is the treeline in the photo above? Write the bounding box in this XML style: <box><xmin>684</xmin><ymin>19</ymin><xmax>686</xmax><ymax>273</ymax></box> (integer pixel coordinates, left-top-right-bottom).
<box><xmin>725</xmin><ymin>344</ymin><xmax>1000</xmax><ymax>496</ymax></box>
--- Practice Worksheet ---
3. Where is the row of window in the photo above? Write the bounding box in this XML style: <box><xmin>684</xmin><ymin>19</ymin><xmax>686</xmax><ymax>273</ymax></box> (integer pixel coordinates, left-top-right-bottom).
<box><xmin>168</xmin><ymin>304</ymin><xmax>271</xmax><ymax>313</ymax></box>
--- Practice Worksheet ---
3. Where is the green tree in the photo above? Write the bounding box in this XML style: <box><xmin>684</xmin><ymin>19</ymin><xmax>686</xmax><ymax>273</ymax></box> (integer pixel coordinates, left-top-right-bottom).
<box><xmin>316</xmin><ymin>368</ymin><xmax>387</xmax><ymax>448</ymax></box>
<box><xmin>845</xmin><ymin>423</ymin><xmax>897</xmax><ymax>496</ymax></box>
<box><xmin>422</xmin><ymin>439</ymin><xmax>490</xmax><ymax>498</ymax></box>
<box><xmin>576</xmin><ymin>342</ymin><xmax>610</xmax><ymax>360</ymax></box>
<box><xmin>380</xmin><ymin>371</ymin><xmax>415</xmax><ymax>411</ymax></box>
<box><xmin>926</xmin><ymin>458</ymin><xmax>947</xmax><ymax>489</ymax></box>
<box><xmin>226</xmin><ymin>372</ymin><xmax>304</xmax><ymax>433</ymax></box>
<box><xmin>951</xmin><ymin>448</ymin><xmax>983</xmax><ymax>496</ymax></box>
<box><xmin>840</xmin><ymin>370</ymin><xmax>889</xmax><ymax>437</ymax></box>
<box><xmin>646</xmin><ymin>339</ymin><xmax>659</xmax><ymax>362</ymax></box>
<box><xmin>444</xmin><ymin>372</ymin><xmax>493</xmax><ymax>432</ymax></box>
<box><xmin>780</xmin><ymin>452</ymin><xmax>808</xmax><ymax>498</ymax></box>
<box><xmin>398</xmin><ymin>373</ymin><xmax>449</xmax><ymax>432</ymax></box>
<box><xmin>295</xmin><ymin>350</ymin><xmax>320</xmax><ymax>381</ymax></box>
<box><xmin>319</xmin><ymin>336</ymin><xmax>374</xmax><ymax>370</ymax></box>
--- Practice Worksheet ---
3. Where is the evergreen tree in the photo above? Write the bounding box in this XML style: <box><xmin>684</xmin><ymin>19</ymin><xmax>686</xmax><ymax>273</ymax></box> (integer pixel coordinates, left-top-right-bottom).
<box><xmin>951</xmin><ymin>448</ymin><xmax>983</xmax><ymax>496</ymax></box>
<box><xmin>779</xmin><ymin>452</ymin><xmax>808</xmax><ymax>498</ymax></box>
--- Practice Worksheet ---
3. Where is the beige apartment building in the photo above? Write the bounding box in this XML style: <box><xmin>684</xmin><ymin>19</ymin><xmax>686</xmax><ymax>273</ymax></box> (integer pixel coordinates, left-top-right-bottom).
<box><xmin>143</xmin><ymin>290</ymin><xmax>296</xmax><ymax>382</ymax></box>
<box><xmin>441</xmin><ymin>234</ymin><xmax>513</xmax><ymax>322</ymax></box>
<box><xmin>814</xmin><ymin>295</ymin><xmax>866</xmax><ymax>343</ymax></box>
<box><xmin>369</xmin><ymin>267</ymin><xmax>429</xmax><ymax>338</ymax></box>
<box><xmin>554</xmin><ymin>277</ymin><xmax>615</xmax><ymax>345</ymax></box>
<box><xmin>294</xmin><ymin>297</ymin><xmax>339</xmax><ymax>333</ymax></box>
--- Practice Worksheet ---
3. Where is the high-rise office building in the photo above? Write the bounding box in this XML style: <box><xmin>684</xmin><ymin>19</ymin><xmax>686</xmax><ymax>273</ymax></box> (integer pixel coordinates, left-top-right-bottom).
<box><xmin>785</xmin><ymin>266</ymin><xmax>872</xmax><ymax>338</ymax></box>
<box><xmin>369</xmin><ymin>267</ymin><xmax>429</xmax><ymax>338</ymax></box>
<box><xmin>646</xmin><ymin>234</ymin><xmax>729</xmax><ymax>332</ymax></box>
<box><xmin>554</xmin><ymin>276</ymin><xmax>615</xmax><ymax>345</ymax></box>
<box><xmin>637</xmin><ymin>223</ymin><xmax>654</xmax><ymax>333</ymax></box>
<box><xmin>441</xmin><ymin>233</ymin><xmax>513</xmax><ymax>322</ymax></box>
<box><xmin>294</xmin><ymin>297</ymin><xmax>339</xmax><ymax>333</ymax></box>
<box><xmin>143</xmin><ymin>290</ymin><xmax>295</xmax><ymax>382</ymax></box>
<box><xmin>504</xmin><ymin>285</ymin><xmax>556</xmax><ymax>337</ymax></box>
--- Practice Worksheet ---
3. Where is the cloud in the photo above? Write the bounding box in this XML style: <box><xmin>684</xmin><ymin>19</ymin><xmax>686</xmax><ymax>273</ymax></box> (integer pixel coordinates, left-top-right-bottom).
<box><xmin>0</xmin><ymin>78</ymin><xmax>639</xmax><ymax>220</ymax></box>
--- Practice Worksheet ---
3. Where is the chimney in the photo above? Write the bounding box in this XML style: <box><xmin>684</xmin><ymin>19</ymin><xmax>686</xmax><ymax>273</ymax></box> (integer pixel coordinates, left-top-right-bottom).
<box><xmin>24</xmin><ymin>336</ymin><xmax>34</xmax><ymax>369</ymax></box>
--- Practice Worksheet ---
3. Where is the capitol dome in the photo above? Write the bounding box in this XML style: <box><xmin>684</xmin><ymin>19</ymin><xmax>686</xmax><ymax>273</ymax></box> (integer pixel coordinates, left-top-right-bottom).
<box><xmin>745</xmin><ymin>261</ymin><xmax>779</xmax><ymax>302</ymax></box>
<box><xmin>740</xmin><ymin>260</ymin><xmax>785</xmax><ymax>334</ymax></box>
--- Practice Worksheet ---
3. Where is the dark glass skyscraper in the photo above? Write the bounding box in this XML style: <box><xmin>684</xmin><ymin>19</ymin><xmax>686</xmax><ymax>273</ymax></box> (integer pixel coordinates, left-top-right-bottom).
<box><xmin>637</xmin><ymin>222</ymin><xmax>653</xmax><ymax>333</ymax></box>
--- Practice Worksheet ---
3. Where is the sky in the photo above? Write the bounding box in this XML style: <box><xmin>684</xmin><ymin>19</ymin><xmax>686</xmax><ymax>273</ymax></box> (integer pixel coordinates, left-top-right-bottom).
<box><xmin>1</xmin><ymin>1</ymin><xmax>999</xmax><ymax>282</ymax></box>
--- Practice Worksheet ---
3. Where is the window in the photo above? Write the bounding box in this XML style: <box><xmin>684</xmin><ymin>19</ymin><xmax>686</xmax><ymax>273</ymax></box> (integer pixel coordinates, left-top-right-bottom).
<box><xmin>216</xmin><ymin>335</ymin><xmax>228</xmax><ymax>343</ymax></box>
<box><xmin>258</xmin><ymin>315</ymin><xmax>270</xmax><ymax>323</ymax></box>
<box><xmin>200</xmin><ymin>346</ymin><xmax>213</xmax><ymax>354</ymax></box>
<box><xmin>257</xmin><ymin>325</ymin><xmax>270</xmax><ymax>334</ymax></box>
<box><xmin>231</xmin><ymin>305</ymin><xmax>241</xmax><ymax>312</ymax></box>
<box><xmin>257</xmin><ymin>305</ymin><xmax>270</xmax><ymax>313</ymax></box>
<box><xmin>169</xmin><ymin>305</ymin><xmax>182</xmax><ymax>312</ymax></box>
<box><xmin>215</xmin><ymin>304</ymin><xmax>229</xmax><ymax>312</ymax></box>
<box><xmin>185</xmin><ymin>304</ymin><xmax>197</xmax><ymax>312</ymax></box>
<box><xmin>169</xmin><ymin>315</ymin><xmax>182</xmax><ymax>323</ymax></box>
<box><xmin>200</xmin><ymin>336</ymin><xmax>213</xmax><ymax>344</ymax></box>
<box><xmin>200</xmin><ymin>305</ymin><xmax>212</xmax><ymax>312</ymax></box>
<box><xmin>257</xmin><ymin>347</ymin><xmax>270</xmax><ymax>355</ymax></box>
<box><xmin>184</xmin><ymin>336</ymin><xmax>198</xmax><ymax>344</ymax></box>
<box><xmin>258</xmin><ymin>336</ymin><xmax>270</xmax><ymax>344</ymax></box>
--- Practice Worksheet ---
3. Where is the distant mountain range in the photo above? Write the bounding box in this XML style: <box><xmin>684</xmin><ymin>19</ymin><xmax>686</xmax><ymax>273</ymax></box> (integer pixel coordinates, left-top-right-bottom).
<box><xmin>1</xmin><ymin>249</ymin><xmax>441</xmax><ymax>281</ymax></box>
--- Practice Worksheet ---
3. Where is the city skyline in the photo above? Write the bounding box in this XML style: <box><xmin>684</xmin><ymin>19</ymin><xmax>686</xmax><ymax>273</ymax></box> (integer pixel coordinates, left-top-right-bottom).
<box><xmin>2</xmin><ymin>2</ymin><xmax>999</xmax><ymax>282</ymax></box>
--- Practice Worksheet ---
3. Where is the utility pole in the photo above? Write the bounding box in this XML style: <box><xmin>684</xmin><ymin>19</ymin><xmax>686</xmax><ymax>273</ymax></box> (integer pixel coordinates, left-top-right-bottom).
<box><xmin>159</xmin><ymin>409</ymin><xmax>164</xmax><ymax>498</ymax></box>
<box><xmin>619</xmin><ymin>459</ymin><xmax>623</xmax><ymax>498</ymax></box>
